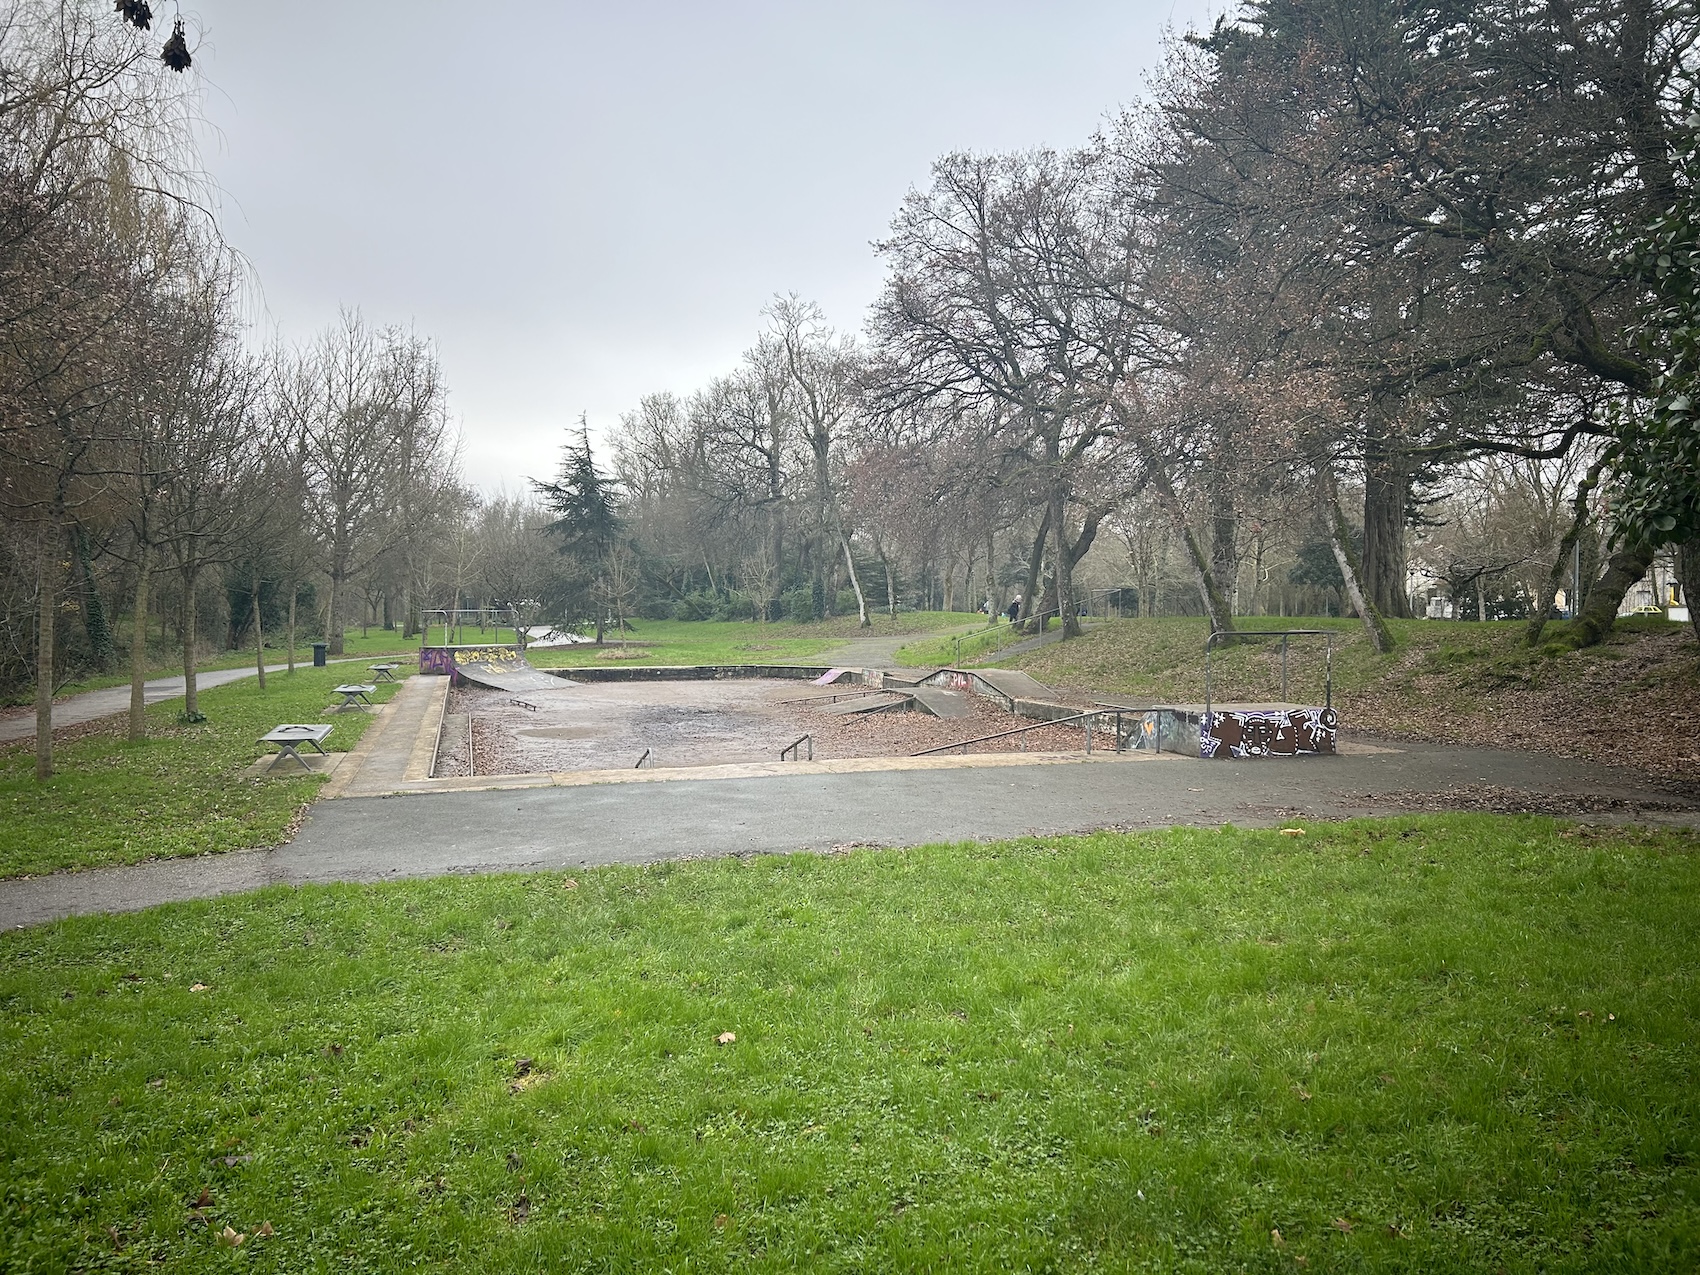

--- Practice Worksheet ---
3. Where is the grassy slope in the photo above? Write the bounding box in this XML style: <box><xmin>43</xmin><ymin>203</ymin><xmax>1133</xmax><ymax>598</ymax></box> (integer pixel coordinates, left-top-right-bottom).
<box><xmin>2</xmin><ymin>817</ymin><xmax>1696</xmax><ymax>1271</ymax></box>
<box><xmin>0</xmin><ymin>667</ymin><xmax>406</xmax><ymax>878</ymax></box>
<box><xmin>938</xmin><ymin>616</ymin><xmax>1700</xmax><ymax>784</ymax></box>
<box><xmin>527</xmin><ymin>613</ymin><xmax>979</xmax><ymax>670</ymax></box>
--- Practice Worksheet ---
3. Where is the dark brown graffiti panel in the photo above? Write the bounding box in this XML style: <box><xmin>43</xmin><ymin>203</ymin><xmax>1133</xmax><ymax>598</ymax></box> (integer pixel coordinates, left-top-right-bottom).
<box><xmin>1201</xmin><ymin>707</ymin><xmax>1337</xmax><ymax>759</ymax></box>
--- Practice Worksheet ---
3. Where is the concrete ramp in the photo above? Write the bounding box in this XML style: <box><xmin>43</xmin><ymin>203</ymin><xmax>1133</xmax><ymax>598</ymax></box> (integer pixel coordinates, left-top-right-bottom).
<box><xmin>971</xmin><ymin>669</ymin><xmax>1056</xmax><ymax>702</ymax></box>
<box><xmin>453</xmin><ymin>648</ymin><xmax>576</xmax><ymax>693</ymax></box>
<box><xmin>909</xmin><ymin>687</ymin><xmax>973</xmax><ymax>719</ymax></box>
<box><xmin>813</xmin><ymin>668</ymin><xmax>854</xmax><ymax>685</ymax></box>
<box><xmin>925</xmin><ymin>667</ymin><xmax>1055</xmax><ymax>708</ymax></box>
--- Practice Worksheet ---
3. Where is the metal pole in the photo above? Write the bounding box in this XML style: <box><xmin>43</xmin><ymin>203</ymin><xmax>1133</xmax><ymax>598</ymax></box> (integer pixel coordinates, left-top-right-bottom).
<box><xmin>1281</xmin><ymin>635</ymin><xmax>1289</xmax><ymax>702</ymax></box>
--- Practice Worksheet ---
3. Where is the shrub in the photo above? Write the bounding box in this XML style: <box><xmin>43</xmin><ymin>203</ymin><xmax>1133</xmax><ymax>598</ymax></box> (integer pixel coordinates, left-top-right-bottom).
<box><xmin>783</xmin><ymin>586</ymin><xmax>818</xmax><ymax>623</ymax></box>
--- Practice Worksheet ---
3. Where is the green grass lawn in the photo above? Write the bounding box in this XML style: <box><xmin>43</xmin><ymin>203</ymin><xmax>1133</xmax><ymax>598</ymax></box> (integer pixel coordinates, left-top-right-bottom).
<box><xmin>0</xmin><ymin>666</ymin><xmax>407</xmax><ymax>879</ymax></box>
<box><xmin>4</xmin><ymin>816</ymin><xmax>1696</xmax><ymax>1271</ymax></box>
<box><xmin>526</xmin><ymin>613</ymin><xmax>979</xmax><ymax>671</ymax></box>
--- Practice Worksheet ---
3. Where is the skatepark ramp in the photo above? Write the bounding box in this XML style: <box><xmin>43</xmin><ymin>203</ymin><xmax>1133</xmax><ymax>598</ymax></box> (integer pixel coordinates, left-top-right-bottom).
<box><xmin>422</xmin><ymin>644</ymin><xmax>576</xmax><ymax>693</ymax></box>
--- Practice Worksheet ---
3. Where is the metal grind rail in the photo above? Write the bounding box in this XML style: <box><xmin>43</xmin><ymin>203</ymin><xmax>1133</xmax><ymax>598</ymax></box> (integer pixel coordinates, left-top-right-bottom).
<box><xmin>780</xmin><ymin>734</ymin><xmax>814</xmax><ymax>761</ymax></box>
<box><xmin>912</xmin><ymin>707</ymin><xmax>1130</xmax><ymax>757</ymax></box>
<box><xmin>1203</xmin><ymin>629</ymin><xmax>1335</xmax><ymax>716</ymax></box>
<box><xmin>777</xmin><ymin>687</ymin><xmax>891</xmax><ymax>705</ymax></box>
<box><xmin>634</xmin><ymin>748</ymin><xmax>656</xmax><ymax>769</ymax></box>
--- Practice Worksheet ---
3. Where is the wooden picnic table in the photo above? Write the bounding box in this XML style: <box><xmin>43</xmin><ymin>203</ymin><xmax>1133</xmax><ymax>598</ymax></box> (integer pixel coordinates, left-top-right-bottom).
<box><xmin>368</xmin><ymin>663</ymin><xmax>401</xmax><ymax>682</ymax></box>
<box><xmin>260</xmin><ymin>723</ymin><xmax>333</xmax><ymax>771</ymax></box>
<box><xmin>330</xmin><ymin>683</ymin><xmax>377</xmax><ymax>711</ymax></box>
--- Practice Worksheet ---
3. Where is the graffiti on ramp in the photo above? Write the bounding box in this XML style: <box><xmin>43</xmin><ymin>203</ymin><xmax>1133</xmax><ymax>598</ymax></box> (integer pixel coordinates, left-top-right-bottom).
<box><xmin>451</xmin><ymin>647</ymin><xmax>576</xmax><ymax>693</ymax></box>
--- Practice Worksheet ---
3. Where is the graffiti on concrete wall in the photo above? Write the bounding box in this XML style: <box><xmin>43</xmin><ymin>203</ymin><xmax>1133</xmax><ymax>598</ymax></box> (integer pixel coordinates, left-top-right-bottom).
<box><xmin>419</xmin><ymin>644</ymin><xmax>523</xmax><ymax>677</ymax></box>
<box><xmin>419</xmin><ymin>647</ymin><xmax>455</xmax><ymax>675</ymax></box>
<box><xmin>1201</xmin><ymin>707</ymin><xmax>1337</xmax><ymax>759</ymax></box>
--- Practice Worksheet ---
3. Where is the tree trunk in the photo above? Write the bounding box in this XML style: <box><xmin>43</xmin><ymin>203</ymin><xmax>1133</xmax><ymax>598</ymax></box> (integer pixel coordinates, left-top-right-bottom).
<box><xmin>181</xmin><ymin>566</ymin><xmax>202</xmax><ymax>719</ymax></box>
<box><xmin>1679</xmin><ymin>539</ymin><xmax>1700</xmax><ymax>644</ymax></box>
<box><xmin>1209</xmin><ymin>467</ymin><xmax>1237</xmax><ymax>617</ymax></box>
<box><xmin>1152</xmin><ymin>472</ymin><xmax>1234</xmax><ymax>637</ymax></box>
<box><xmin>1361</xmin><ymin>404</ymin><xmax>1413</xmax><ymax>619</ymax></box>
<box><xmin>35</xmin><ymin>540</ymin><xmax>58</xmax><ymax>781</ymax></box>
<box><xmin>326</xmin><ymin>571</ymin><xmax>344</xmax><ymax>656</ymax></box>
<box><xmin>1018</xmin><ymin>511</ymin><xmax>1050</xmax><ymax>633</ymax></box>
<box><xmin>1050</xmin><ymin>488</ymin><xmax>1081</xmax><ymax>638</ymax></box>
<box><xmin>252</xmin><ymin>566</ymin><xmax>267</xmax><ymax>691</ymax></box>
<box><xmin>287</xmin><ymin>583</ymin><xmax>297</xmax><ymax>674</ymax></box>
<box><xmin>840</xmin><ymin>533</ymin><xmax>869</xmax><ymax>628</ymax></box>
<box><xmin>1553</xmin><ymin>541</ymin><xmax>1658</xmax><ymax>650</ymax></box>
<box><xmin>883</xmin><ymin>559</ymin><xmax>896</xmax><ymax>615</ymax></box>
<box><xmin>1320</xmin><ymin>466</ymin><xmax>1394</xmax><ymax>654</ymax></box>
<box><xmin>129</xmin><ymin>542</ymin><xmax>150</xmax><ymax>741</ymax></box>
<box><xmin>1525</xmin><ymin>460</ymin><xmax>1604</xmax><ymax>647</ymax></box>
<box><xmin>1476</xmin><ymin>575</ymin><xmax>1487</xmax><ymax>623</ymax></box>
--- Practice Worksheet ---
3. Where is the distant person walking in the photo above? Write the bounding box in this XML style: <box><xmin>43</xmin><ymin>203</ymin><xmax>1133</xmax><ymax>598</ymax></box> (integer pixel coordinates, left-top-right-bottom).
<box><xmin>1007</xmin><ymin>596</ymin><xmax>1021</xmax><ymax>624</ymax></box>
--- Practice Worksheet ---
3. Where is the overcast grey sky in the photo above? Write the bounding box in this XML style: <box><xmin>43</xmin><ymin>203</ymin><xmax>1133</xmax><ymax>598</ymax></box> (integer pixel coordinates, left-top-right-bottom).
<box><xmin>191</xmin><ymin>2</ymin><xmax>1223</xmax><ymax>491</ymax></box>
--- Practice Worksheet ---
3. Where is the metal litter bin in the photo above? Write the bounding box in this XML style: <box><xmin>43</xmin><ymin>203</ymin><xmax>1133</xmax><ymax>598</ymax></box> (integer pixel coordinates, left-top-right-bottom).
<box><xmin>312</xmin><ymin>642</ymin><xmax>328</xmax><ymax>667</ymax></box>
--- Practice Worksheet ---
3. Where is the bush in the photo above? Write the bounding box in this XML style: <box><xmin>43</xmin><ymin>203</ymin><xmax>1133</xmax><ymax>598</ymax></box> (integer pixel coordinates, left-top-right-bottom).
<box><xmin>713</xmin><ymin>594</ymin><xmax>758</xmax><ymax>622</ymax></box>
<box><xmin>836</xmin><ymin>589</ymin><xmax>862</xmax><ymax>615</ymax></box>
<box><xmin>783</xmin><ymin>586</ymin><xmax>818</xmax><ymax>623</ymax></box>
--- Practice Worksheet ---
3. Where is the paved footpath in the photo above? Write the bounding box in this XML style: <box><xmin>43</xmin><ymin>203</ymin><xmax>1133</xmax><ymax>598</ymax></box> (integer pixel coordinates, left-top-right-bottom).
<box><xmin>3</xmin><ymin>733</ymin><xmax>1693</xmax><ymax>931</ymax></box>
<box><xmin>0</xmin><ymin>657</ymin><xmax>389</xmax><ymax>744</ymax></box>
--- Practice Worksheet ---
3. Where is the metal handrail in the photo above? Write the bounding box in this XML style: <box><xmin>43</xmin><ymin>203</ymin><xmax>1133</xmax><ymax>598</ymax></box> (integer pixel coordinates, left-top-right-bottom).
<box><xmin>777</xmin><ymin>687</ymin><xmax>890</xmax><ymax>705</ymax></box>
<box><xmin>912</xmin><ymin>707</ymin><xmax>1129</xmax><ymax>757</ymax></box>
<box><xmin>950</xmin><ymin>607</ymin><xmax>1063</xmax><ymax>667</ymax></box>
<box><xmin>1203</xmin><ymin>629</ymin><xmax>1334</xmax><ymax>716</ymax></box>
<box><xmin>781</xmin><ymin>735</ymin><xmax>814</xmax><ymax>761</ymax></box>
<box><xmin>634</xmin><ymin>748</ymin><xmax>655</xmax><ymax>769</ymax></box>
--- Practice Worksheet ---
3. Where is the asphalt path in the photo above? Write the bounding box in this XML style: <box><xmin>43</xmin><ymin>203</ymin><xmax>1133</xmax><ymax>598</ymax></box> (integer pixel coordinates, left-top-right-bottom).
<box><xmin>4</xmin><ymin>738</ymin><xmax>1692</xmax><ymax>931</ymax></box>
<box><xmin>0</xmin><ymin>657</ymin><xmax>386</xmax><ymax>743</ymax></box>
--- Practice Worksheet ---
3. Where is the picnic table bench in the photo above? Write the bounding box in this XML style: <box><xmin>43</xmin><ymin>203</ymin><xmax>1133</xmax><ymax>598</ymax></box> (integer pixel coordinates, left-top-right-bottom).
<box><xmin>260</xmin><ymin>723</ymin><xmax>333</xmax><ymax>771</ymax></box>
<box><xmin>368</xmin><ymin>662</ymin><xmax>401</xmax><ymax>682</ymax></box>
<box><xmin>330</xmin><ymin>683</ymin><xmax>377</xmax><ymax>711</ymax></box>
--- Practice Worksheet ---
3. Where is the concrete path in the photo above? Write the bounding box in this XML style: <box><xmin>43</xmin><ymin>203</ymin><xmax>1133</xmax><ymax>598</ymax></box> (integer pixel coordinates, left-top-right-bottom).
<box><xmin>814</xmin><ymin>623</ymin><xmax>981</xmax><ymax>670</ymax></box>
<box><xmin>4</xmin><ymin>736</ymin><xmax>1693</xmax><ymax>931</ymax></box>
<box><xmin>0</xmin><ymin>657</ymin><xmax>400</xmax><ymax>743</ymax></box>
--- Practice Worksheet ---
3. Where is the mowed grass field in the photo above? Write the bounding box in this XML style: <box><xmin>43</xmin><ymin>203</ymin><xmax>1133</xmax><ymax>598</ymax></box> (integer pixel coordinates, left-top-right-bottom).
<box><xmin>0</xmin><ymin>665</ymin><xmax>407</xmax><ymax>878</ymax></box>
<box><xmin>3</xmin><ymin>816</ymin><xmax>1696</xmax><ymax>1271</ymax></box>
<box><xmin>526</xmin><ymin>613</ymin><xmax>979</xmax><ymax>671</ymax></box>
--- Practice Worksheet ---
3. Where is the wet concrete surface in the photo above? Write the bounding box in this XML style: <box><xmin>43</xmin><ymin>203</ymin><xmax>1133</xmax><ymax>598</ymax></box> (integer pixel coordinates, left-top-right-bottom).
<box><xmin>4</xmin><ymin>737</ymin><xmax>1693</xmax><ymax>931</ymax></box>
<box><xmin>437</xmin><ymin>680</ymin><xmax>1091</xmax><ymax>777</ymax></box>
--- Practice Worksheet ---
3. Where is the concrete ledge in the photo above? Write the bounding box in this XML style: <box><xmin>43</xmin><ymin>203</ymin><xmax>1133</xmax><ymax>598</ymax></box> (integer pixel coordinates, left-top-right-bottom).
<box><xmin>322</xmin><ymin>746</ymin><xmax>1174</xmax><ymax>799</ymax></box>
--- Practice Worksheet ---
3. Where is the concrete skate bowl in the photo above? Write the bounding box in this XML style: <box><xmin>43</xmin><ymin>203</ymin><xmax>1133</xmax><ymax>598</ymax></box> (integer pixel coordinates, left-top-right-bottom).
<box><xmin>426</xmin><ymin>663</ymin><xmax>1102</xmax><ymax>780</ymax></box>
